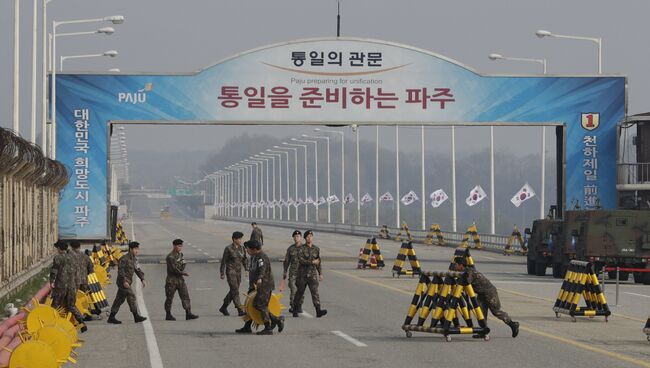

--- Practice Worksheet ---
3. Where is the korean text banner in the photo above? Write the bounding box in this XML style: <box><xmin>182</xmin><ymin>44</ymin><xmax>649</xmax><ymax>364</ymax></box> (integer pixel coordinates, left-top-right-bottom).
<box><xmin>56</xmin><ymin>38</ymin><xmax>625</xmax><ymax>239</ymax></box>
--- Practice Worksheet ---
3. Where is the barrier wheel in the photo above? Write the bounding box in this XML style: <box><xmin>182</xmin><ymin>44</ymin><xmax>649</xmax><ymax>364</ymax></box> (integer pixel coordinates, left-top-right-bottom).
<box><xmin>405</xmin><ymin>331</ymin><xmax>412</xmax><ymax>338</ymax></box>
<box><xmin>484</xmin><ymin>335</ymin><xmax>490</xmax><ymax>341</ymax></box>
<box><xmin>445</xmin><ymin>335</ymin><xmax>452</xmax><ymax>342</ymax></box>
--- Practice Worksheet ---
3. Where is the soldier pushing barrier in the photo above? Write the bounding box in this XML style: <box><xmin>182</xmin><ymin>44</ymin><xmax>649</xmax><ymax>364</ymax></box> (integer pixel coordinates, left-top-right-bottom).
<box><xmin>50</xmin><ymin>240</ymin><xmax>88</xmax><ymax>332</ymax></box>
<box><xmin>283</xmin><ymin>230</ymin><xmax>304</xmax><ymax>314</ymax></box>
<box><xmin>70</xmin><ymin>240</ymin><xmax>97</xmax><ymax>321</ymax></box>
<box><xmin>220</xmin><ymin>231</ymin><xmax>248</xmax><ymax>316</ymax></box>
<box><xmin>108</xmin><ymin>242</ymin><xmax>148</xmax><ymax>324</ymax></box>
<box><xmin>292</xmin><ymin>230</ymin><xmax>328</xmax><ymax>318</ymax></box>
<box><xmin>165</xmin><ymin>239</ymin><xmax>199</xmax><ymax>321</ymax></box>
<box><xmin>236</xmin><ymin>239</ymin><xmax>285</xmax><ymax>335</ymax></box>
<box><xmin>452</xmin><ymin>257</ymin><xmax>519</xmax><ymax>338</ymax></box>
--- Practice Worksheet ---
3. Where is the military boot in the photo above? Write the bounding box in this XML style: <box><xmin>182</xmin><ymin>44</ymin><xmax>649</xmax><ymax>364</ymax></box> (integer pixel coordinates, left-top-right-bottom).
<box><xmin>270</xmin><ymin>315</ymin><xmax>285</xmax><ymax>333</ymax></box>
<box><xmin>219</xmin><ymin>303</ymin><xmax>230</xmax><ymax>316</ymax></box>
<box><xmin>237</xmin><ymin>307</ymin><xmax>246</xmax><ymax>317</ymax></box>
<box><xmin>236</xmin><ymin>320</ymin><xmax>253</xmax><ymax>334</ymax></box>
<box><xmin>79</xmin><ymin>323</ymin><xmax>88</xmax><ymax>333</ymax></box>
<box><xmin>186</xmin><ymin>310</ymin><xmax>199</xmax><ymax>320</ymax></box>
<box><xmin>107</xmin><ymin>312</ymin><xmax>122</xmax><ymax>324</ymax></box>
<box><xmin>315</xmin><ymin>306</ymin><xmax>328</xmax><ymax>318</ymax></box>
<box><xmin>165</xmin><ymin>311</ymin><xmax>176</xmax><ymax>321</ymax></box>
<box><xmin>256</xmin><ymin>322</ymin><xmax>274</xmax><ymax>335</ymax></box>
<box><xmin>508</xmin><ymin>321</ymin><xmax>519</xmax><ymax>338</ymax></box>
<box><xmin>292</xmin><ymin>307</ymin><xmax>300</xmax><ymax>318</ymax></box>
<box><xmin>133</xmin><ymin>312</ymin><xmax>147</xmax><ymax>323</ymax></box>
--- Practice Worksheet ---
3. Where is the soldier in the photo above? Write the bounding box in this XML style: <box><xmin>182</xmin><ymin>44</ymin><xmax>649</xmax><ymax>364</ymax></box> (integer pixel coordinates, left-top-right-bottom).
<box><xmin>50</xmin><ymin>240</ymin><xmax>87</xmax><ymax>332</ymax></box>
<box><xmin>235</xmin><ymin>240</ymin><xmax>284</xmax><ymax>335</ymax></box>
<box><xmin>283</xmin><ymin>230</ymin><xmax>304</xmax><ymax>314</ymax></box>
<box><xmin>107</xmin><ymin>242</ymin><xmax>148</xmax><ymax>324</ymax></box>
<box><xmin>250</xmin><ymin>222</ymin><xmax>264</xmax><ymax>245</ymax></box>
<box><xmin>165</xmin><ymin>239</ymin><xmax>199</xmax><ymax>321</ymax></box>
<box><xmin>219</xmin><ymin>231</ymin><xmax>248</xmax><ymax>316</ymax></box>
<box><xmin>292</xmin><ymin>230</ymin><xmax>327</xmax><ymax>318</ymax></box>
<box><xmin>452</xmin><ymin>257</ymin><xmax>519</xmax><ymax>338</ymax></box>
<box><xmin>70</xmin><ymin>240</ymin><xmax>96</xmax><ymax>321</ymax></box>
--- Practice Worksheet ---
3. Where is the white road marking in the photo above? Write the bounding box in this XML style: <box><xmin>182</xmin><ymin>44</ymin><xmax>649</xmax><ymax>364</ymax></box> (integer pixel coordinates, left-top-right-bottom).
<box><xmin>300</xmin><ymin>312</ymin><xmax>314</xmax><ymax>318</ymax></box>
<box><xmin>197</xmin><ymin>248</ymin><xmax>203</xmax><ymax>252</ymax></box>
<box><xmin>331</xmin><ymin>331</ymin><xmax>367</xmax><ymax>347</ymax></box>
<box><xmin>135</xmin><ymin>280</ymin><xmax>164</xmax><ymax>368</ymax></box>
<box><xmin>624</xmin><ymin>292</ymin><xmax>650</xmax><ymax>299</ymax></box>
<box><xmin>203</xmin><ymin>252</ymin><xmax>210</xmax><ymax>256</ymax></box>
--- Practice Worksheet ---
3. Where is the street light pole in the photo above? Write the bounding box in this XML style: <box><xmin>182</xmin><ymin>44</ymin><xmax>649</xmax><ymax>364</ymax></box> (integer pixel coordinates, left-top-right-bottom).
<box><xmin>421</xmin><ymin>125</ymin><xmax>426</xmax><ymax>230</ymax></box>
<box><xmin>315</xmin><ymin>128</ymin><xmax>345</xmax><ymax>223</ymax></box>
<box><xmin>293</xmin><ymin>138</ymin><xmax>318</xmax><ymax>222</ymax></box>
<box><xmin>60</xmin><ymin>50</ymin><xmax>118</xmax><ymax>70</ymax></box>
<box><xmin>355</xmin><ymin>125</ymin><xmax>360</xmax><ymax>225</ymax></box>
<box><xmin>395</xmin><ymin>125</ymin><xmax>400</xmax><ymax>228</ymax></box>
<box><xmin>260</xmin><ymin>152</ymin><xmax>282</xmax><ymax>220</ymax></box>
<box><xmin>284</xmin><ymin>142</ymin><xmax>309</xmax><ymax>222</ymax></box>
<box><xmin>303</xmin><ymin>135</ymin><xmax>330</xmax><ymax>223</ymax></box>
<box><xmin>536</xmin><ymin>29</ymin><xmax>602</xmax><ymax>74</ymax></box>
<box><xmin>375</xmin><ymin>125</ymin><xmax>379</xmax><ymax>226</ymax></box>
<box><xmin>268</xmin><ymin>150</ymin><xmax>290</xmax><ymax>220</ymax></box>
<box><xmin>256</xmin><ymin>155</ymin><xmax>275</xmax><ymax>219</ymax></box>
<box><xmin>488</xmin><ymin>53</ymin><xmax>547</xmax><ymax>73</ymax></box>
<box><xmin>13</xmin><ymin>0</ymin><xmax>20</xmax><ymax>134</ymax></box>
<box><xmin>275</xmin><ymin>146</ymin><xmax>299</xmax><ymax>221</ymax></box>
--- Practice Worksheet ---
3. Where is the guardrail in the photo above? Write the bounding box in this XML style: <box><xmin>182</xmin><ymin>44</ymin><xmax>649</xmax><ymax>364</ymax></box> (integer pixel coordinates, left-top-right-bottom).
<box><xmin>212</xmin><ymin>216</ymin><xmax>520</xmax><ymax>253</ymax></box>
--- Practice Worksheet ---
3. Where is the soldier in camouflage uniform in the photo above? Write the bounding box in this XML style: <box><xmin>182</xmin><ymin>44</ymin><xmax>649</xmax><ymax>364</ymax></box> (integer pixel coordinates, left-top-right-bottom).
<box><xmin>220</xmin><ymin>231</ymin><xmax>248</xmax><ymax>316</ymax></box>
<box><xmin>235</xmin><ymin>240</ymin><xmax>284</xmax><ymax>335</ymax></box>
<box><xmin>283</xmin><ymin>230</ymin><xmax>304</xmax><ymax>314</ymax></box>
<box><xmin>108</xmin><ymin>242</ymin><xmax>147</xmax><ymax>324</ymax></box>
<box><xmin>453</xmin><ymin>258</ymin><xmax>519</xmax><ymax>338</ymax></box>
<box><xmin>165</xmin><ymin>239</ymin><xmax>199</xmax><ymax>321</ymax></box>
<box><xmin>292</xmin><ymin>230</ymin><xmax>327</xmax><ymax>318</ymax></box>
<box><xmin>50</xmin><ymin>240</ymin><xmax>88</xmax><ymax>332</ymax></box>
<box><xmin>70</xmin><ymin>240</ymin><xmax>96</xmax><ymax>321</ymax></box>
<box><xmin>250</xmin><ymin>222</ymin><xmax>264</xmax><ymax>245</ymax></box>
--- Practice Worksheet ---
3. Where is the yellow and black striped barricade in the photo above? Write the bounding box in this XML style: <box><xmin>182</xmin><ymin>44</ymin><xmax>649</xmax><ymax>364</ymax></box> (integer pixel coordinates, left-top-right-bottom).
<box><xmin>644</xmin><ymin>316</ymin><xmax>650</xmax><ymax>342</ymax></box>
<box><xmin>357</xmin><ymin>238</ymin><xmax>385</xmax><ymax>269</ymax></box>
<box><xmin>424</xmin><ymin>224</ymin><xmax>445</xmax><ymax>247</ymax></box>
<box><xmin>395</xmin><ymin>222</ymin><xmax>413</xmax><ymax>243</ymax></box>
<box><xmin>86</xmin><ymin>273</ymin><xmax>110</xmax><ymax>310</ymax></box>
<box><xmin>378</xmin><ymin>225</ymin><xmax>391</xmax><ymax>239</ymax></box>
<box><xmin>116</xmin><ymin>222</ymin><xmax>129</xmax><ymax>244</ymax></box>
<box><xmin>449</xmin><ymin>247</ymin><xmax>475</xmax><ymax>270</ymax></box>
<box><xmin>504</xmin><ymin>226</ymin><xmax>524</xmax><ymax>255</ymax></box>
<box><xmin>401</xmin><ymin>271</ymin><xmax>490</xmax><ymax>342</ymax></box>
<box><xmin>459</xmin><ymin>224</ymin><xmax>482</xmax><ymax>249</ymax></box>
<box><xmin>91</xmin><ymin>245</ymin><xmax>107</xmax><ymax>268</ymax></box>
<box><xmin>392</xmin><ymin>241</ymin><xmax>421</xmax><ymax>277</ymax></box>
<box><xmin>424</xmin><ymin>225</ymin><xmax>435</xmax><ymax>245</ymax></box>
<box><xmin>553</xmin><ymin>260</ymin><xmax>610</xmax><ymax>322</ymax></box>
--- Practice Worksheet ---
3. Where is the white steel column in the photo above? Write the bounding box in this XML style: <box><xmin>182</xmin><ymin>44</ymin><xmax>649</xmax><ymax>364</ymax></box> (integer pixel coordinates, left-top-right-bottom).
<box><xmin>451</xmin><ymin>126</ymin><xmax>457</xmax><ymax>232</ymax></box>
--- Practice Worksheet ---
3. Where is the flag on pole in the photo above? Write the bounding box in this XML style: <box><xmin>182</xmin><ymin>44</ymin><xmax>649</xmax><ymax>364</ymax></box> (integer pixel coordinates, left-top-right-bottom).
<box><xmin>400</xmin><ymin>190</ymin><xmax>419</xmax><ymax>206</ymax></box>
<box><xmin>360</xmin><ymin>193</ymin><xmax>373</xmax><ymax>205</ymax></box>
<box><xmin>465</xmin><ymin>185</ymin><xmax>487</xmax><ymax>207</ymax></box>
<box><xmin>430</xmin><ymin>189</ymin><xmax>449</xmax><ymax>208</ymax></box>
<box><xmin>511</xmin><ymin>183</ymin><xmax>536</xmax><ymax>207</ymax></box>
<box><xmin>327</xmin><ymin>194</ymin><xmax>340</xmax><ymax>204</ymax></box>
<box><xmin>297</xmin><ymin>198</ymin><xmax>304</xmax><ymax>205</ymax></box>
<box><xmin>379</xmin><ymin>192</ymin><xmax>393</xmax><ymax>202</ymax></box>
<box><xmin>260</xmin><ymin>200</ymin><xmax>266</xmax><ymax>207</ymax></box>
<box><xmin>315</xmin><ymin>196</ymin><xmax>326</xmax><ymax>206</ymax></box>
<box><xmin>344</xmin><ymin>193</ymin><xmax>355</xmax><ymax>204</ymax></box>
<box><xmin>305</xmin><ymin>196</ymin><xmax>314</xmax><ymax>204</ymax></box>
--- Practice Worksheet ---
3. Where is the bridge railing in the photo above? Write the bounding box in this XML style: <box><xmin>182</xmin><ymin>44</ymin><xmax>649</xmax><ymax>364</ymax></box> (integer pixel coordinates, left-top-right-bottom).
<box><xmin>0</xmin><ymin>128</ymin><xmax>69</xmax><ymax>296</ymax></box>
<box><xmin>212</xmin><ymin>216</ymin><xmax>519</xmax><ymax>253</ymax></box>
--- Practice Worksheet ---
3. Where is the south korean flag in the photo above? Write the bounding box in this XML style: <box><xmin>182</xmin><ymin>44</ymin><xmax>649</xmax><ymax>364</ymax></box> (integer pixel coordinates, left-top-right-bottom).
<box><xmin>315</xmin><ymin>196</ymin><xmax>327</xmax><ymax>206</ymax></box>
<box><xmin>344</xmin><ymin>193</ymin><xmax>355</xmax><ymax>204</ymax></box>
<box><xmin>511</xmin><ymin>183</ymin><xmax>536</xmax><ymax>208</ymax></box>
<box><xmin>327</xmin><ymin>195</ymin><xmax>340</xmax><ymax>204</ymax></box>
<box><xmin>400</xmin><ymin>190</ymin><xmax>419</xmax><ymax>206</ymax></box>
<box><xmin>305</xmin><ymin>197</ymin><xmax>314</xmax><ymax>204</ymax></box>
<box><xmin>430</xmin><ymin>189</ymin><xmax>449</xmax><ymax>208</ymax></box>
<box><xmin>360</xmin><ymin>193</ymin><xmax>373</xmax><ymax>205</ymax></box>
<box><xmin>379</xmin><ymin>192</ymin><xmax>394</xmax><ymax>202</ymax></box>
<box><xmin>465</xmin><ymin>185</ymin><xmax>487</xmax><ymax>207</ymax></box>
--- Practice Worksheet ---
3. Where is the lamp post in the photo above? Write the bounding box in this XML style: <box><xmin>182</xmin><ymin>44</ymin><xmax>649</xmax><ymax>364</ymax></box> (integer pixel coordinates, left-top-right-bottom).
<box><xmin>51</xmin><ymin>15</ymin><xmax>125</xmax><ymax>159</ymax></box>
<box><xmin>489</xmin><ymin>51</ymin><xmax>548</xmax><ymax>221</ymax></box>
<box><xmin>536</xmin><ymin>29</ymin><xmax>602</xmax><ymax>74</ymax></box>
<box><xmin>488</xmin><ymin>53</ymin><xmax>547</xmax><ymax>73</ymax></box>
<box><xmin>248</xmin><ymin>158</ymin><xmax>266</xmax><ymax>218</ymax></box>
<box><xmin>375</xmin><ymin>125</ymin><xmax>379</xmax><ymax>226</ymax></box>
<box><xmin>243</xmin><ymin>160</ymin><xmax>261</xmax><ymax>218</ymax></box>
<box><xmin>60</xmin><ymin>49</ymin><xmax>118</xmax><ymax>71</ymax></box>
<box><xmin>267</xmin><ymin>149</ymin><xmax>291</xmax><ymax>220</ymax></box>
<box><xmin>255</xmin><ymin>155</ymin><xmax>274</xmax><ymax>219</ymax></box>
<box><xmin>303</xmin><ymin>134</ymin><xmax>330</xmax><ymax>223</ymax></box>
<box><xmin>292</xmin><ymin>138</ymin><xmax>319</xmax><ymax>222</ymax></box>
<box><xmin>41</xmin><ymin>0</ymin><xmax>54</xmax><ymax>151</ymax></box>
<box><xmin>274</xmin><ymin>146</ymin><xmax>299</xmax><ymax>221</ymax></box>
<box><xmin>395</xmin><ymin>125</ymin><xmax>400</xmax><ymax>228</ymax></box>
<box><xmin>284</xmin><ymin>142</ymin><xmax>309</xmax><ymax>222</ymax></box>
<box><xmin>315</xmin><ymin>128</ymin><xmax>345</xmax><ymax>223</ymax></box>
<box><xmin>260</xmin><ymin>152</ymin><xmax>284</xmax><ymax>220</ymax></box>
<box><xmin>13</xmin><ymin>0</ymin><xmax>20</xmax><ymax>134</ymax></box>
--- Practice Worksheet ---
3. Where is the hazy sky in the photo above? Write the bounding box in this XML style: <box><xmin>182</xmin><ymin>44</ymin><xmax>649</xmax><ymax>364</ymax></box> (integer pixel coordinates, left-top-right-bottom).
<box><xmin>1</xmin><ymin>0</ymin><xmax>648</xmax><ymax>153</ymax></box>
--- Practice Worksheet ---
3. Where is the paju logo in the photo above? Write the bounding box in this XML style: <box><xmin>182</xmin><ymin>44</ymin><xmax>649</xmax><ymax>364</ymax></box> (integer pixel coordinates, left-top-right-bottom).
<box><xmin>118</xmin><ymin>83</ymin><xmax>152</xmax><ymax>104</ymax></box>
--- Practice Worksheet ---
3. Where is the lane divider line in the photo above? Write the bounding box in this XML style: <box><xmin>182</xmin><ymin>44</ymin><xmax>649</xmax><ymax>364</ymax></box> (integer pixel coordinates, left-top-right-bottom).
<box><xmin>300</xmin><ymin>312</ymin><xmax>314</xmax><ymax>319</ymax></box>
<box><xmin>624</xmin><ymin>292</ymin><xmax>650</xmax><ymax>299</ymax></box>
<box><xmin>136</xmin><ymin>279</ymin><xmax>164</xmax><ymax>368</ymax></box>
<box><xmin>331</xmin><ymin>331</ymin><xmax>368</xmax><ymax>347</ymax></box>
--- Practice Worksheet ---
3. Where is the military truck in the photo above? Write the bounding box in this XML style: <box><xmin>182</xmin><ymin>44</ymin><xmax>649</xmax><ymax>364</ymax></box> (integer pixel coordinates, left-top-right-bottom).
<box><xmin>526</xmin><ymin>113</ymin><xmax>650</xmax><ymax>283</ymax></box>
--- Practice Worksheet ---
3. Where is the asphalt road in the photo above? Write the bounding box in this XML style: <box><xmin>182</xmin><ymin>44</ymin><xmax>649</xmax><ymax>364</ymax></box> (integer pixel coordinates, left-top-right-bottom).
<box><xmin>75</xmin><ymin>217</ymin><xmax>650</xmax><ymax>368</ymax></box>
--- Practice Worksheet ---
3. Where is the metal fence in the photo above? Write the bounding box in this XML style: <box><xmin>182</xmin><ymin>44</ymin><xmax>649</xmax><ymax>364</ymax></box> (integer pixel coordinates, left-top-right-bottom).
<box><xmin>214</xmin><ymin>216</ymin><xmax>519</xmax><ymax>253</ymax></box>
<box><xmin>0</xmin><ymin>128</ymin><xmax>68</xmax><ymax>287</ymax></box>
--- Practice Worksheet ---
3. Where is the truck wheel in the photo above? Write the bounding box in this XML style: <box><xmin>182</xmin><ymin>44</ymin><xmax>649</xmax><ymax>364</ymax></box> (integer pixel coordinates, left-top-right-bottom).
<box><xmin>618</xmin><ymin>271</ymin><xmax>629</xmax><ymax>281</ymax></box>
<box><xmin>633</xmin><ymin>272</ymin><xmax>647</xmax><ymax>284</ymax></box>
<box><xmin>552</xmin><ymin>263</ymin><xmax>563</xmax><ymax>278</ymax></box>
<box><xmin>607</xmin><ymin>271</ymin><xmax>616</xmax><ymax>280</ymax></box>
<box><xmin>527</xmin><ymin>260</ymin><xmax>535</xmax><ymax>275</ymax></box>
<box><xmin>535</xmin><ymin>262</ymin><xmax>547</xmax><ymax>276</ymax></box>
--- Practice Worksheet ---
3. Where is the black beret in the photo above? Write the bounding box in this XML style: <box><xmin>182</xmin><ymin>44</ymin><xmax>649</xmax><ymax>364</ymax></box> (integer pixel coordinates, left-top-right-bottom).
<box><xmin>292</xmin><ymin>230</ymin><xmax>302</xmax><ymax>237</ymax></box>
<box><xmin>54</xmin><ymin>240</ymin><xmax>68</xmax><ymax>250</ymax></box>
<box><xmin>244</xmin><ymin>240</ymin><xmax>261</xmax><ymax>250</ymax></box>
<box><xmin>304</xmin><ymin>230</ymin><xmax>313</xmax><ymax>238</ymax></box>
<box><xmin>129</xmin><ymin>241</ymin><xmax>140</xmax><ymax>249</ymax></box>
<box><xmin>172</xmin><ymin>239</ymin><xmax>183</xmax><ymax>245</ymax></box>
<box><xmin>232</xmin><ymin>231</ymin><xmax>244</xmax><ymax>239</ymax></box>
